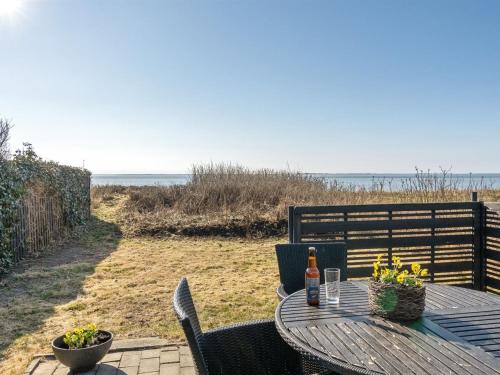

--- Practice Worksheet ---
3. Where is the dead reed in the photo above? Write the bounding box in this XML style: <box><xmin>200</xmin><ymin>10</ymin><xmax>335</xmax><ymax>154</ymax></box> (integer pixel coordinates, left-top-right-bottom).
<box><xmin>91</xmin><ymin>164</ymin><xmax>500</xmax><ymax>237</ymax></box>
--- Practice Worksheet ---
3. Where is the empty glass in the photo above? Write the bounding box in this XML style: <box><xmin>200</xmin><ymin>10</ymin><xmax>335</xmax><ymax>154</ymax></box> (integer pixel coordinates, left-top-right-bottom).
<box><xmin>325</xmin><ymin>268</ymin><xmax>340</xmax><ymax>304</ymax></box>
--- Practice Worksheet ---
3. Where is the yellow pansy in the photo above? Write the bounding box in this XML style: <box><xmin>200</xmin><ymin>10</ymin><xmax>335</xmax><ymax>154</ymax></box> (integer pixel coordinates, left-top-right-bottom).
<box><xmin>421</xmin><ymin>269</ymin><xmax>428</xmax><ymax>277</ymax></box>
<box><xmin>411</xmin><ymin>262</ymin><xmax>421</xmax><ymax>274</ymax></box>
<box><xmin>396</xmin><ymin>273</ymin><xmax>405</xmax><ymax>283</ymax></box>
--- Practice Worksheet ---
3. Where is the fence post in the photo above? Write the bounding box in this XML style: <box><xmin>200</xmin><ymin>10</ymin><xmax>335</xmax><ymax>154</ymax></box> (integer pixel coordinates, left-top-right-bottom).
<box><xmin>472</xmin><ymin>192</ymin><xmax>485</xmax><ymax>290</ymax></box>
<box><xmin>288</xmin><ymin>206</ymin><xmax>294</xmax><ymax>243</ymax></box>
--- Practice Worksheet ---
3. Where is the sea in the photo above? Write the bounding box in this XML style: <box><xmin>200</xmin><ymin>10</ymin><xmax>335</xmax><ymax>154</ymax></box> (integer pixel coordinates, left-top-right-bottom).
<box><xmin>91</xmin><ymin>173</ymin><xmax>500</xmax><ymax>191</ymax></box>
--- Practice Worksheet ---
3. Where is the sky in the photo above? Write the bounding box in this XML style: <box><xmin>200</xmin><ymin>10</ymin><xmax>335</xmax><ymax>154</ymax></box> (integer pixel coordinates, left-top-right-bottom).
<box><xmin>0</xmin><ymin>0</ymin><xmax>499</xmax><ymax>174</ymax></box>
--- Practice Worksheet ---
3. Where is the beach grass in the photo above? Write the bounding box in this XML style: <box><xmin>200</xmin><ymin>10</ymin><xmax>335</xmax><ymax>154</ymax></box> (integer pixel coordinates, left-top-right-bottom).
<box><xmin>0</xmin><ymin>197</ymin><xmax>281</xmax><ymax>374</ymax></box>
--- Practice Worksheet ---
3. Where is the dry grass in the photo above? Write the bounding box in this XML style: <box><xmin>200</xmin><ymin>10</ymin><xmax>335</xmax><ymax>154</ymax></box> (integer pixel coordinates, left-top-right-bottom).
<box><xmin>92</xmin><ymin>164</ymin><xmax>500</xmax><ymax>237</ymax></box>
<box><xmin>0</xmin><ymin>197</ymin><xmax>280</xmax><ymax>374</ymax></box>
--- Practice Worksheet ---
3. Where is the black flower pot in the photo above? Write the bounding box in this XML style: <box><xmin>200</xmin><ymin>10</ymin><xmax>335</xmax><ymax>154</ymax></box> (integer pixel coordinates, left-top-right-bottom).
<box><xmin>52</xmin><ymin>330</ymin><xmax>113</xmax><ymax>372</ymax></box>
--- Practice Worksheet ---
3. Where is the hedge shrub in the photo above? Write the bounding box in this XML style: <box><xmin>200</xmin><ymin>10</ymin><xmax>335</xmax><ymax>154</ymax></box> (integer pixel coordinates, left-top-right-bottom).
<box><xmin>0</xmin><ymin>144</ymin><xmax>90</xmax><ymax>273</ymax></box>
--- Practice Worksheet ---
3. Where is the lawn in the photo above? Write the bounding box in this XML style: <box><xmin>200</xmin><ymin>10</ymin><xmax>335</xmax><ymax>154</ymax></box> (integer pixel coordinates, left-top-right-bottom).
<box><xmin>0</xmin><ymin>198</ymin><xmax>282</xmax><ymax>374</ymax></box>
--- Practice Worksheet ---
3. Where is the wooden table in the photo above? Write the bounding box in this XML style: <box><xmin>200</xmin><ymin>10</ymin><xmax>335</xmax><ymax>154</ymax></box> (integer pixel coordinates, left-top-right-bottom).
<box><xmin>275</xmin><ymin>281</ymin><xmax>500</xmax><ymax>374</ymax></box>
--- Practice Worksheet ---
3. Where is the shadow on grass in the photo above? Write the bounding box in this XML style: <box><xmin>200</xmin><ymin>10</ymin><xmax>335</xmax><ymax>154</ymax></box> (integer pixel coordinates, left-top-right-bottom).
<box><xmin>0</xmin><ymin>215</ymin><xmax>121</xmax><ymax>363</ymax></box>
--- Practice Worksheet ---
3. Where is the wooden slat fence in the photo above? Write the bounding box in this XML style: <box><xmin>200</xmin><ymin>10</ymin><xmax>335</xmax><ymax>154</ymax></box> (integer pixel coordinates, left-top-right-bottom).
<box><xmin>289</xmin><ymin>201</ymin><xmax>483</xmax><ymax>289</ymax></box>
<box><xmin>485</xmin><ymin>203</ymin><xmax>500</xmax><ymax>294</ymax></box>
<box><xmin>11</xmin><ymin>192</ymin><xmax>64</xmax><ymax>262</ymax></box>
<box><xmin>10</xmin><ymin>175</ymin><xmax>91</xmax><ymax>264</ymax></box>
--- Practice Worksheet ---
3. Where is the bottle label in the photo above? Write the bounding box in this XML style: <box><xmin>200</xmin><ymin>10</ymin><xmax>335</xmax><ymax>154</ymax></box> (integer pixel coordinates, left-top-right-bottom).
<box><xmin>306</xmin><ymin>277</ymin><xmax>320</xmax><ymax>302</ymax></box>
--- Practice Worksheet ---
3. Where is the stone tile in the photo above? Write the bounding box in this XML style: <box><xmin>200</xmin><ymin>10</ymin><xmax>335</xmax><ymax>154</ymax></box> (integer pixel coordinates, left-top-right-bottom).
<box><xmin>160</xmin><ymin>350</ymin><xmax>179</xmax><ymax>364</ymax></box>
<box><xmin>179</xmin><ymin>355</ymin><xmax>193</xmax><ymax>368</ymax></box>
<box><xmin>139</xmin><ymin>373</ymin><xmax>159</xmax><ymax>375</ymax></box>
<box><xmin>159</xmin><ymin>364</ymin><xmax>180</xmax><ymax>375</ymax></box>
<box><xmin>102</xmin><ymin>352</ymin><xmax>123</xmax><ymax>363</ymax></box>
<box><xmin>112</xmin><ymin>338</ymin><xmax>169</xmax><ymax>352</ymax></box>
<box><xmin>25</xmin><ymin>358</ymin><xmax>41</xmax><ymax>374</ymax></box>
<box><xmin>141</xmin><ymin>349</ymin><xmax>160</xmax><ymax>359</ymax></box>
<box><xmin>117</xmin><ymin>366</ymin><xmax>138</xmax><ymax>375</ymax></box>
<box><xmin>53</xmin><ymin>368</ymin><xmax>70</xmax><ymax>375</ymax></box>
<box><xmin>96</xmin><ymin>364</ymin><xmax>118</xmax><ymax>375</ymax></box>
<box><xmin>138</xmin><ymin>358</ymin><xmax>160</xmax><ymax>373</ymax></box>
<box><xmin>34</xmin><ymin>361</ymin><xmax>58</xmax><ymax>375</ymax></box>
<box><xmin>180</xmin><ymin>367</ymin><xmax>195</xmax><ymax>375</ymax></box>
<box><xmin>178</xmin><ymin>347</ymin><xmax>190</xmax><ymax>356</ymax></box>
<box><xmin>161</xmin><ymin>346</ymin><xmax>178</xmax><ymax>351</ymax></box>
<box><xmin>120</xmin><ymin>354</ymin><xmax>141</xmax><ymax>368</ymax></box>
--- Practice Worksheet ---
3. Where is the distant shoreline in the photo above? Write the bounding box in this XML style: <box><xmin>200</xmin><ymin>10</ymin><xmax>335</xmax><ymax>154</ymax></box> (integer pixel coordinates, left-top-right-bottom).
<box><xmin>91</xmin><ymin>173</ymin><xmax>500</xmax><ymax>189</ymax></box>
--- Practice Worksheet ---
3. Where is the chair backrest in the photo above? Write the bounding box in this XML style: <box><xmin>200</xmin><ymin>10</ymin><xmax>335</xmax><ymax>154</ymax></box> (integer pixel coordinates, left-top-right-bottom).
<box><xmin>275</xmin><ymin>242</ymin><xmax>347</xmax><ymax>295</ymax></box>
<box><xmin>173</xmin><ymin>278</ymin><xmax>209</xmax><ymax>375</ymax></box>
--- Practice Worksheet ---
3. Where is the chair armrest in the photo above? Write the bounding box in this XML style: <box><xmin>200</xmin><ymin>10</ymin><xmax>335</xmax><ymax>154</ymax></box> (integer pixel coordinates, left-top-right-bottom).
<box><xmin>277</xmin><ymin>283</ymin><xmax>289</xmax><ymax>301</ymax></box>
<box><xmin>201</xmin><ymin>319</ymin><xmax>301</xmax><ymax>374</ymax></box>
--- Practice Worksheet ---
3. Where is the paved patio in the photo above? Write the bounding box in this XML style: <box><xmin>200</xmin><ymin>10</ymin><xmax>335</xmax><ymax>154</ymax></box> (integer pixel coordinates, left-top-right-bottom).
<box><xmin>25</xmin><ymin>338</ymin><xmax>194</xmax><ymax>375</ymax></box>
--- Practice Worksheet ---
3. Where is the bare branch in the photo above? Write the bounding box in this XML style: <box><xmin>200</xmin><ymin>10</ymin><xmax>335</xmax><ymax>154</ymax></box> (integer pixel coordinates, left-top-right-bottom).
<box><xmin>0</xmin><ymin>118</ymin><xmax>12</xmax><ymax>159</ymax></box>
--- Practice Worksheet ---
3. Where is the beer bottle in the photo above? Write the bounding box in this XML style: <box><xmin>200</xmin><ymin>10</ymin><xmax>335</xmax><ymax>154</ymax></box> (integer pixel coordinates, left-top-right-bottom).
<box><xmin>305</xmin><ymin>246</ymin><xmax>320</xmax><ymax>305</ymax></box>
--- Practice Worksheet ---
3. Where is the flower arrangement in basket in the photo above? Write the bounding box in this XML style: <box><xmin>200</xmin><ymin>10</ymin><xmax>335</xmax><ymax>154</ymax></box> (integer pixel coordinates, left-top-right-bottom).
<box><xmin>368</xmin><ymin>255</ymin><xmax>428</xmax><ymax>321</ymax></box>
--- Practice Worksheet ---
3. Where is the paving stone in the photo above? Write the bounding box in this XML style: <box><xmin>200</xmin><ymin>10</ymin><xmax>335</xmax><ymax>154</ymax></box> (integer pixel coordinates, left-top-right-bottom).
<box><xmin>160</xmin><ymin>351</ymin><xmax>179</xmax><ymax>364</ymax></box>
<box><xmin>53</xmin><ymin>368</ymin><xmax>70</xmax><ymax>375</ymax></box>
<box><xmin>141</xmin><ymin>349</ymin><xmax>160</xmax><ymax>359</ymax></box>
<box><xmin>120</xmin><ymin>354</ymin><xmax>141</xmax><ymax>367</ymax></box>
<box><xmin>161</xmin><ymin>346</ymin><xmax>178</xmax><ymax>351</ymax></box>
<box><xmin>111</xmin><ymin>338</ymin><xmax>169</xmax><ymax>351</ymax></box>
<box><xmin>25</xmin><ymin>358</ymin><xmax>41</xmax><ymax>374</ymax></box>
<box><xmin>159</xmin><ymin>364</ymin><xmax>180</xmax><ymax>375</ymax></box>
<box><xmin>117</xmin><ymin>367</ymin><xmax>138</xmax><ymax>375</ymax></box>
<box><xmin>26</xmin><ymin>341</ymin><xmax>189</xmax><ymax>375</ymax></box>
<box><xmin>34</xmin><ymin>361</ymin><xmax>58</xmax><ymax>375</ymax></box>
<box><xmin>101</xmin><ymin>352</ymin><xmax>123</xmax><ymax>363</ymax></box>
<box><xmin>180</xmin><ymin>367</ymin><xmax>195</xmax><ymax>375</ymax></box>
<box><xmin>179</xmin><ymin>355</ymin><xmax>193</xmax><ymax>368</ymax></box>
<box><xmin>138</xmin><ymin>358</ymin><xmax>160</xmax><ymax>373</ymax></box>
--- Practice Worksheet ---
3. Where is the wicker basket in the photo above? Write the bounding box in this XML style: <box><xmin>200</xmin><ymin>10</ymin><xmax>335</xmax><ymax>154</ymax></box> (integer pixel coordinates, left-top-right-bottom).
<box><xmin>368</xmin><ymin>279</ymin><xmax>426</xmax><ymax>321</ymax></box>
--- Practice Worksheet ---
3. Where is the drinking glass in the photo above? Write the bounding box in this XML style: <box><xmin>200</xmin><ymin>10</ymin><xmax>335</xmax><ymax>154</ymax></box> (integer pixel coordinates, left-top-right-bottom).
<box><xmin>325</xmin><ymin>268</ymin><xmax>340</xmax><ymax>304</ymax></box>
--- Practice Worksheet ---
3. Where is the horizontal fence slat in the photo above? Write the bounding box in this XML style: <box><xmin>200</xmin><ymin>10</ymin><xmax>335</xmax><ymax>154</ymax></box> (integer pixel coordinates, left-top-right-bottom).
<box><xmin>486</xmin><ymin>276</ymin><xmax>500</xmax><ymax>290</ymax></box>
<box><xmin>301</xmin><ymin>217</ymin><xmax>474</xmax><ymax>234</ymax></box>
<box><xmin>344</xmin><ymin>234</ymin><xmax>473</xmax><ymax>250</ymax></box>
<box><xmin>294</xmin><ymin>202</ymin><xmax>477</xmax><ymax>215</ymax></box>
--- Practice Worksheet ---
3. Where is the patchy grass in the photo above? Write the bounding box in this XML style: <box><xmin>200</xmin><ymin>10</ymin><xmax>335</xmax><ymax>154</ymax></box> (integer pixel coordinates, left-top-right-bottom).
<box><xmin>0</xmin><ymin>198</ymin><xmax>281</xmax><ymax>374</ymax></box>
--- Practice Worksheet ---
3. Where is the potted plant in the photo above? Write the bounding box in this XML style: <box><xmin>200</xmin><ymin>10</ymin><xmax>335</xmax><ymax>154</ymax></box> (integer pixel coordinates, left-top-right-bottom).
<box><xmin>52</xmin><ymin>323</ymin><xmax>113</xmax><ymax>372</ymax></box>
<box><xmin>368</xmin><ymin>255</ymin><xmax>428</xmax><ymax>321</ymax></box>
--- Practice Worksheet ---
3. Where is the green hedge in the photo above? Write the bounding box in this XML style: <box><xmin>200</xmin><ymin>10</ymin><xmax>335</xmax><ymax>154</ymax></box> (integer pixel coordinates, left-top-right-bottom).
<box><xmin>0</xmin><ymin>144</ymin><xmax>91</xmax><ymax>273</ymax></box>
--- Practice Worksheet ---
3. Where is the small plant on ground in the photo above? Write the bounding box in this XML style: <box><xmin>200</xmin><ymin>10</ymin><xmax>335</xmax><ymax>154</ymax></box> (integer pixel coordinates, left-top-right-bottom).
<box><xmin>372</xmin><ymin>255</ymin><xmax>428</xmax><ymax>287</ymax></box>
<box><xmin>63</xmin><ymin>323</ymin><xmax>98</xmax><ymax>349</ymax></box>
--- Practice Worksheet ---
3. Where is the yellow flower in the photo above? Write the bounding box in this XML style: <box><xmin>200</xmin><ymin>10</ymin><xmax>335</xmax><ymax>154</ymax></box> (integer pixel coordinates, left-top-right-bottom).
<box><xmin>377</xmin><ymin>254</ymin><xmax>383</xmax><ymax>262</ymax></box>
<box><xmin>382</xmin><ymin>269</ymin><xmax>390</xmax><ymax>277</ymax></box>
<box><xmin>396</xmin><ymin>273</ymin><xmax>405</xmax><ymax>283</ymax></box>
<box><xmin>411</xmin><ymin>263</ymin><xmax>421</xmax><ymax>274</ymax></box>
<box><xmin>373</xmin><ymin>262</ymin><xmax>379</xmax><ymax>271</ymax></box>
<box><xmin>372</xmin><ymin>270</ymin><xmax>379</xmax><ymax>279</ymax></box>
<box><xmin>421</xmin><ymin>269</ymin><xmax>428</xmax><ymax>277</ymax></box>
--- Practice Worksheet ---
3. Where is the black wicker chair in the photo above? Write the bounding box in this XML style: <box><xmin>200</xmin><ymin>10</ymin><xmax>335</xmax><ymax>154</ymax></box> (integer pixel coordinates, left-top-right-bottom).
<box><xmin>275</xmin><ymin>243</ymin><xmax>347</xmax><ymax>301</ymax></box>
<box><xmin>173</xmin><ymin>277</ymin><xmax>306</xmax><ymax>375</ymax></box>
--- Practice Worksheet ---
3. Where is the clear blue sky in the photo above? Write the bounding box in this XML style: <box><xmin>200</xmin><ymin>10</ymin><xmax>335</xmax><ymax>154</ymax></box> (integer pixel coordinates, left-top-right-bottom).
<box><xmin>1</xmin><ymin>0</ymin><xmax>499</xmax><ymax>173</ymax></box>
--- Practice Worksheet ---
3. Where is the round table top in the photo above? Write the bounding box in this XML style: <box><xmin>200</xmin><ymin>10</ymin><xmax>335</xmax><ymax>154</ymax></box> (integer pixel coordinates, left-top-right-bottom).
<box><xmin>275</xmin><ymin>281</ymin><xmax>500</xmax><ymax>375</ymax></box>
